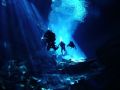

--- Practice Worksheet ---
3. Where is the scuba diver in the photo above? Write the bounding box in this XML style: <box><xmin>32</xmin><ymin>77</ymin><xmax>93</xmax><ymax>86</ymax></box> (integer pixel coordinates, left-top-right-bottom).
<box><xmin>67</xmin><ymin>41</ymin><xmax>76</xmax><ymax>49</ymax></box>
<box><xmin>43</xmin><ymin>30</ymin><xmax>58</xmax><ymax>51</ymax></box>
<box><xmin>59</xmin><ymin>41</ymin><xmax>66</xmax><ymax>55</ymax></box>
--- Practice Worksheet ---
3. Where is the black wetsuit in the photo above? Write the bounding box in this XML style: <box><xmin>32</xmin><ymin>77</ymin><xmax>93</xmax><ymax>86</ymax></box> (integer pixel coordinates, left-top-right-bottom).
<box><xmin>67</xmin><ymin>41</ymin><xmax>76</xmax><ymax>48</ymax></box>
<box><xmin>44</xmin><ymin>30</ymin><xmax>57</xmax><ymax>51</ymax></box>
<box><xmin>59</xmin><ymin>41</ymin><xmax>66</xmax><ymax>54</ymax></box>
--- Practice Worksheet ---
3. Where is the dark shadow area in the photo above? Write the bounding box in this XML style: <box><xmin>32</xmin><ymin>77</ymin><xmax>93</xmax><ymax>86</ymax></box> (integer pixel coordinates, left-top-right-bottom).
<box><xmin>74</xmin><ymin>0</ymin><xmax>120</xmax><ymax>58</ymax></box>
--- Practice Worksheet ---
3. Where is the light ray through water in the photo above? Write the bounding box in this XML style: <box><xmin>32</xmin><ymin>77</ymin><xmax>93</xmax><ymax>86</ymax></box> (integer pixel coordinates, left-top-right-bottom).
<box><xmin>49</xmin><ymin>0</ymin><xmax>87</xmax><ymax>61</ymax></box>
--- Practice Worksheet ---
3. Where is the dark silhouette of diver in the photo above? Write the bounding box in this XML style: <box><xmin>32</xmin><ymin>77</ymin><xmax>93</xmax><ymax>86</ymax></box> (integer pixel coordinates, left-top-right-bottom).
<box><xmin>43</xmin><ymin>30</ymin><xmax>58</xmax><ymax>51</ymax></box>
<box><xmin>59</xmin><ymin>41</ymin><xmax>66</xmax><ymax>55</ymax></box>
<box><xmin>67</xmin><ymin>41</ymin><xmax>76</xmax><ymax>49</ymax></box>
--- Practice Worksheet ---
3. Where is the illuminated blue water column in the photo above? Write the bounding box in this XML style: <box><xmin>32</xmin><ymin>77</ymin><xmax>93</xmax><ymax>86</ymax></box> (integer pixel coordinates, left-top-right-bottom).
<box><xmin>49</xmin><ymin>0</ymin><xmax>87</xmax><ymax>61</ymax></box>
<box><xmin>1</xmin><ymin>0</ymin><xmax>6</xmax><ymax>7</ymax></box>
